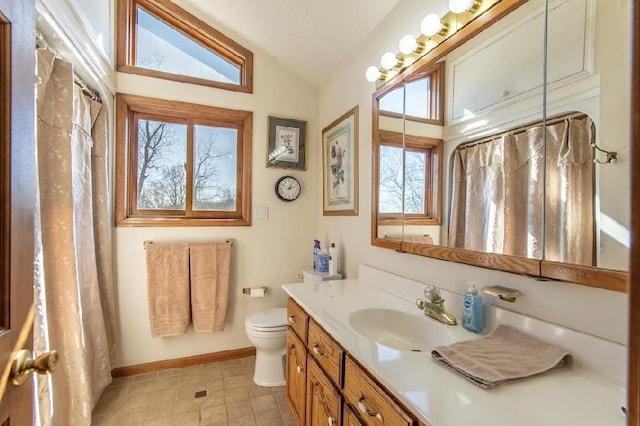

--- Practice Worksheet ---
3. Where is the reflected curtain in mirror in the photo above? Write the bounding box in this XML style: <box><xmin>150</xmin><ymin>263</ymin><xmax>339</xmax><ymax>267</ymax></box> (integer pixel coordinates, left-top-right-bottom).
<box><xmin>449</xmin><ymin>114</ymin><xmax>594</xmax><ymax>264</ymax></box>
<box><xmin>544</xmin><ymin>115</ymin><xmax>595</xmax><ymax>266</ymax></box>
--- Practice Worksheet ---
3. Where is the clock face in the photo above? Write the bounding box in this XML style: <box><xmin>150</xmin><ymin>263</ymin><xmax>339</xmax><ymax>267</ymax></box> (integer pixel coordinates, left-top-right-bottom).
<box><xmin>275</xmin><ymin>176</ymin><xmax>301</xmax><ymax>201</ymax></box>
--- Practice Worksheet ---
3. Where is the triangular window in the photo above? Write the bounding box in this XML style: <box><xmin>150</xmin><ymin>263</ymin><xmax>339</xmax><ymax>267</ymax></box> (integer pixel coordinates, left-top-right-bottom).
<box><xmin>117</xmin><ymin>0</ymin><xmax>253</xmax><ymax>93</ymax></box>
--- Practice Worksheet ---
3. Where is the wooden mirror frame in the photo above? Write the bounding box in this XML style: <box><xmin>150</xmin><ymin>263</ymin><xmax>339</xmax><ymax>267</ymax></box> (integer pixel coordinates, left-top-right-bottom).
<box><xmin>370</xmin><ymin>0</ymin><xmax>629</xmax><ymax>293</ymax></box>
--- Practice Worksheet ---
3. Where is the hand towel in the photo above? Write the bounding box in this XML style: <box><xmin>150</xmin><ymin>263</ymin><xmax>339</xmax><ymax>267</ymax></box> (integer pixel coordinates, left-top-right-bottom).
<box><xmin>145</xmin><ymin>243</ymin><xmax>190</xmax><ymax>337</ymax></box>
<box><xmin>190</xmin><ymin>242</ymin><xmax>232</xmax><ymax>332</ymax></box>
<box><xmin>431</xmin><ymin>324</ymin><xmax>572</xmax><ymax>389</ymax></box>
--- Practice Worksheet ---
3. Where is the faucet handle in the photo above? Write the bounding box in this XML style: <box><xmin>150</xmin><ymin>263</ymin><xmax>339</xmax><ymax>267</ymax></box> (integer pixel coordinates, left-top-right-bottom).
<box><xmin>424</xmin><ymin>285</ymin><xmax>442</xmax><ymax>302</ymax></box>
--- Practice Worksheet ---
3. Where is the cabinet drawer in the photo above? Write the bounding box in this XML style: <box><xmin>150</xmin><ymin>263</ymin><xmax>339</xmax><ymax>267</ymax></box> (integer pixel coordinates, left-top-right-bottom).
<box><xmin>287</xmin><ymin>298</ymin><xmax>309</xmax><ymax>342</ymax></box>
<box><xmin>308</xmin><ymin>319</ymin><xmax>343</xmax><ymax>388</ymax></box>
<box><xmin>306</xmin><ymin>356</ymin><xmax>342</xmax><ymax>426</ymax></box>
<box><xmin>343</xmin><ymin>356</ymin><xmax>415</xmax><ymax>426</ymax></box>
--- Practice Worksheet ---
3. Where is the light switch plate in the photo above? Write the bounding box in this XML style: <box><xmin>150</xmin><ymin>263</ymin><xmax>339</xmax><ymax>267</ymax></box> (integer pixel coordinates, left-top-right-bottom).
<box><xmin>254</xmin><ymin>206</ymin><xmax>269</xmax><ymax>220</ymax></box>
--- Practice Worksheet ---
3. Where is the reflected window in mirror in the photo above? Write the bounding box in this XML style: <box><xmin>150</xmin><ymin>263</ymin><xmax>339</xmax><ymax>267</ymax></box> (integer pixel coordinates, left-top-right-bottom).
<box><xmin>378</xmin><ymin>130</ymin><xmax>443</xmax><ymax>227</ymax></box>
<box><xmin>379</xmin><ymin>63</ymin><xmax>444</xmax><ymax>125</ymax></box>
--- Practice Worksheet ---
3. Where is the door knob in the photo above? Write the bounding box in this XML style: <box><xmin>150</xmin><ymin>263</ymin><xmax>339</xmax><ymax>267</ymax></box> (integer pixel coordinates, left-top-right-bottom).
<box><xmin>11</xmin><ymin>349</ymin><xmax>59</xmax><ymax>385</ymax></box>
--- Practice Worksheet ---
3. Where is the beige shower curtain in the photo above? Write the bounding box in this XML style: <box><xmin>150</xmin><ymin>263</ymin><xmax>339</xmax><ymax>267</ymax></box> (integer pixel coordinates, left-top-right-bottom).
<box><xmin>34</xmin><ymin>49</ymin><xmax>116</xmax><ymax>425</ymax></box>
<box><xmin>448</xmin><ymin>115</ymin><xmax>594</xmax><ymax>264</ymax></box>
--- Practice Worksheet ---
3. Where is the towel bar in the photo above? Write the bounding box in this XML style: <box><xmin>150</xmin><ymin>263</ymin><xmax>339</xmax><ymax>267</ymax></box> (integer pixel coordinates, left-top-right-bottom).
<box><xmin>143</xmin><ymin>239</ymin><xmax>234</xmax><ymax>249</ymax></box>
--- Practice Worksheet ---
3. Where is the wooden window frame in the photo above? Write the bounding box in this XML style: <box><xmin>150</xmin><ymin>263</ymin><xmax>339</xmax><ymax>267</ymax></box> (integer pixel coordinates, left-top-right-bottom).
<box><xmin>116</xmin><ymin>0</ymin><xmax>253</xmax><ymax>93</ymax></box>
<box><xmin>115</xmin><ymin>93</ymin><xmax>252</xmax><ymax>226</ymax></box>
<box><xmin>377</xmin><ymin>129</ymin><xmax>442</xmax><ymax>226</ymax></box>
<box><xmin>379</xmin><ymin>62</ymin><xmax>444</xmax><ymax>126</ymax></box>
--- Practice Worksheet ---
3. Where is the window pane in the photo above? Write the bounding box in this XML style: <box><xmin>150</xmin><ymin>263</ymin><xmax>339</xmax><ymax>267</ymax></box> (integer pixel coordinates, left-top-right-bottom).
<box><xmin>379</xmin><ymin>146</ymin><xmax>426</xmax><ymax>214</ymax></box>
<box><xmin>379</xmin><ymin>87</ymin><xmax>404</xmax><ymax>115</ymax></box>
<box><xmin>403</xmin><ymin>150</ymin><xmax>426</xmax><ymax>214</ymax></box>
<box><xmin>404</xmin><ymin>78</ymin><xmax>431</xmax><ymax>119</ymax></box>
<box><xmin>136</xmin><ymin>119</ymin><xmax>187</xmax><ymax>210</ymax></box>
<box><xmin>136</xmin><ymin>7</ymin><xmax>241</xmax><ymax>84</ymax></box>
<box><xmin>378</xmin><ymin>146</ymin><xmax>404</xmax><ymax>213</ymax></box>
<box><xmin>193</xmin><ymin>125</ymin><xmax>238</xmax><ymax>211</ymax></box>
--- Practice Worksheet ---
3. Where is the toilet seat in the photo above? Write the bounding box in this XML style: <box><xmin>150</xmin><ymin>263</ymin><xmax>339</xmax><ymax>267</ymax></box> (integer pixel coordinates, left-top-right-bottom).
<box><xmin>245</xmin><ymin>307</ymin><xmax>288</xmax><ymax>332</ymax></box>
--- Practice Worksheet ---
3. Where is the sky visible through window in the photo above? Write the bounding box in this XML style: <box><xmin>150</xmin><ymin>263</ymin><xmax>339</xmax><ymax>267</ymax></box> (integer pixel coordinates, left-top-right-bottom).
<box><xmin>136</xmin><ymin>7</ymin><xmax>240</xmax><ymax>84</ymax></box>
<box><xmin>379</xmin><ymin>78</ymin><xmax>431</xmax><ymax>119</ymax></box>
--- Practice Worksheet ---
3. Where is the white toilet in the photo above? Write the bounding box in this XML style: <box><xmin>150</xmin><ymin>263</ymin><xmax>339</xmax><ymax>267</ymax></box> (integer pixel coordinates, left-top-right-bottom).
<box><xmin>245</xmin><ymin>307</ymin><xmax>288</xmax><ymax>387</ymax></box>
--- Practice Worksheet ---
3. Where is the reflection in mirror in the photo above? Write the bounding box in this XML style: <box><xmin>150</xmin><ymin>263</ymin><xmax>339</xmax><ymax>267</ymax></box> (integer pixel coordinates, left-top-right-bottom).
<box><xmin>375</xmin><ymin>64</ymin><xmax>444</xmax><ymax>246</ymax></box>
<box><xmin>448</xmin><ymin>113</ymin><xmax>595</xmax><ymax>265</ymax></box>
<box><xmin>371</xmin><ymin>0</ymin><xmax>630</xmax><ymax>289</ymax></box>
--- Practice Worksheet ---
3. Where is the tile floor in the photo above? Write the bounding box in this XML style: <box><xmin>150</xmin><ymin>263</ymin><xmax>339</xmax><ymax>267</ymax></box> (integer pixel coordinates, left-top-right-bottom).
<box><xmin>92</xmin><ymin>356</ymin><xmax>296</xmax><ymax>426</ymax></box>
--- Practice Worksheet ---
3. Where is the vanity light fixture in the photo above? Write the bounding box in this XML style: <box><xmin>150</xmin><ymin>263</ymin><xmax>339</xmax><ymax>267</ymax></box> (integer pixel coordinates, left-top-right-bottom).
<box><xmin>421</xmin><ymin>13</ymin><xmax>448</xmax><ymax>37</ymax></box>
<box><xmin>364</xmin><ymin>0</ymin><xmax>494</xmax><ymax>86</ymax></box>
<box><xmin>380</xmin><ymin>51</ymin><xmax>401</xmax><ymax>70</ymax></box>
<box><xmin>449</xmin><ymin>0</ymin><xmax>483</xmax><ymax>14</ymax></box>
<box><xmin>398</xmin><ymin>34</ymin><xmax>419</xmax><ymax>54</ymax></box>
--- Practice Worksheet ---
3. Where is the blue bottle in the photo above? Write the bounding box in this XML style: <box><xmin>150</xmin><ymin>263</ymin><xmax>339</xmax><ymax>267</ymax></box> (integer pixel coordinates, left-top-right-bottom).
<box><xmin>462</xmin><ymin>282</ymin><xmax>484</xmax><ymax>333</ymax></box>
<box><xmin>313</xmin><ymin>239</ymin><xmax>321</xmax><ymax>270</ymax></box>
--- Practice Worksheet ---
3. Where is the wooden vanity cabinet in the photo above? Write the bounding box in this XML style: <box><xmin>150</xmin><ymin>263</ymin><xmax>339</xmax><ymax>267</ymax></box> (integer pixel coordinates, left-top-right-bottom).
<box><xmin>286</xmin><ymin>329</ymin><xmax>308</xmax><ymax>425</ymax></box>
<box><xmin>308</xmin><ymin>319</ymin><xmax>343</xmax><ymax>387</ymax></box>
<box><xmin>306</xmin><ymin>355</ymin><xmax>343</xmax><ymax>426</ymax></box>
<box><xmin>287</xmin><ymin>297</ymin><xmax>309</xmax><ymax>341</ymax></box>
<box><xmin>343</xmin><ymin>356</ymin><xmax>416</xmax><ymax>426</ymax></box>
<box><xmin>343</xmin><ymin>403</ymin><xmax>365</xmax><ymax>426</ymax></box>
<box><xmin>286</xmin><ymin>297</ymin><xmax>418</xmax><ymax>426</ymax></box>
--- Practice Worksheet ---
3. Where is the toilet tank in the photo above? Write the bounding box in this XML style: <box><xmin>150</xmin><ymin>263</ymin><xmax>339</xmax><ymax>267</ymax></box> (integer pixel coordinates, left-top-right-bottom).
<box><xmin>302</xmin><ymin>266</ymin><xmax>342</xmax><ymax>284</ymax></box>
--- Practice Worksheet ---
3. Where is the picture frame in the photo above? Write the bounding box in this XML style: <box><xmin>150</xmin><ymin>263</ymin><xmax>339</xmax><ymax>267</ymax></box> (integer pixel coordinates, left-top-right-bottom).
<box><xmin>322</xmin><ymin>105</ymin><xmax>359</xmax><ymax>216</ymax></box>
<box><xmin>267</xmin><ymin>116</ymin><xmax>306</xmax><ymax>170</ymax></box>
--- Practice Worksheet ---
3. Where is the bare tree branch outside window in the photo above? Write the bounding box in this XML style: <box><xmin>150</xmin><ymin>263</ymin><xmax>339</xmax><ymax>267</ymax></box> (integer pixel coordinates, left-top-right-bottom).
<box><xmin>379</xmin><ymin>146</ymin><xmax>426</xmax><ymax>214</ymax></box>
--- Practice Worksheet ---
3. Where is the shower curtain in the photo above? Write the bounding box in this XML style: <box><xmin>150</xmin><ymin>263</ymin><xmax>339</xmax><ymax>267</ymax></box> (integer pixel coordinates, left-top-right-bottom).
<box><xmin>448</xmin><ymin>116</ymin><xmax>594</xmax><ymax>265</ymax></box>
<box><xmin>34</xmin><ymin>48</ymin><xmax>116</xmax><ymax>425</ymax></box>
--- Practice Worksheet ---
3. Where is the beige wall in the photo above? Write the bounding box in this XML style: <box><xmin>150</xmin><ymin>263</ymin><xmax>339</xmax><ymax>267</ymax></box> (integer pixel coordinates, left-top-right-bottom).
<box><xmin>115</xmin><ymin>40</ymin><xmax>319</xmax><ymax>366</ymax></box>
<box><xmin>318</xmin><ymin>0</ymin><xmax>629</xmax><ymax>345</ymax></box>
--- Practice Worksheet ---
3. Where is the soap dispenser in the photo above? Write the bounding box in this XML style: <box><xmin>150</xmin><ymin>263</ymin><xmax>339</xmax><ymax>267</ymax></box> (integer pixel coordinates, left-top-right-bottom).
<box><xmin>462</xmin><ymin>282</ymin><xmax>484</xmax><ymax>333</ymax></box>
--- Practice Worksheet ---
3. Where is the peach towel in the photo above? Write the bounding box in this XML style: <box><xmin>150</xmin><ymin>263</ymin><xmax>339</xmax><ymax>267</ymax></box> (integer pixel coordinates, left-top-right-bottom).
<box><xmin>431</xmin><ymin>325</ymin><xmax>572</xmax><ymax>389</ymax></box>
<box><xmin>145</xmin><ymin>243</ymin><xmax>190</xmax><ymax>337</ymax></box>
<box><xmin>190</xmin><ymin>242</ymin><xmax>232</xmax><ymax>332</ymax></box>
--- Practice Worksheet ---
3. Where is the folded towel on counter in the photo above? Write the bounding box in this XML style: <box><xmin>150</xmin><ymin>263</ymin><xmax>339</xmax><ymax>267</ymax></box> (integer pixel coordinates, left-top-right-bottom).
<box><xmin>146</xmin><ymin>243</ymin><xmax>190</xmax><ymax>337</ymax></box>
<box><xmin>431</xmin><ymin>324</ymin><xmax>572</xmax><ymax>389</ymax></box>
<box><xmin>190</xmin><ymin>242</ymin><xmax>232</xmax><ymax>332</ymax></box>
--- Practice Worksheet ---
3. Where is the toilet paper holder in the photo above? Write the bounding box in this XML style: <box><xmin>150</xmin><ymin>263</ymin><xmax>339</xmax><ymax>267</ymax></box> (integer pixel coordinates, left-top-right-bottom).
<box><xmin>242</xmin><ymin>287</ymin><xmax>268</xmax><ymax>295</ymax></box>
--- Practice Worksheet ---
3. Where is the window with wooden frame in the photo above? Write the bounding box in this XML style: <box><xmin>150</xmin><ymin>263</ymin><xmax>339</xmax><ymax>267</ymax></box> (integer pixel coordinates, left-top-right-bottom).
<box><xmin>379</xmin><ymin>62</ymin><xmax>444</xmax><ymax>125</ymax></box>
<box><xmin>115</xmin><ymin>93</ymin><xmax>252</xmax><ymax>226</ymax></box>
<box><xmin>377</xmin><ymin>130</ymin><xmax>442</xmax><ymax>225</ymax></box>
<box><xmin>116</xmin><ymin>0</ymin><xmax>253</xmax><ymax>93</ymax></box>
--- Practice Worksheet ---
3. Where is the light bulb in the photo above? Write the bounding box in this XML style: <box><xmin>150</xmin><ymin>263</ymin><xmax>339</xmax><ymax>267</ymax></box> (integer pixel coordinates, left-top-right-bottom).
<box><xmin>365</xmin><ymin>66</ymin><xmax>381</xmax><ymax>82</ymax></box>
<box><xmin>380</xmin><ymin>52</ymin><xmax>398</xmax><ymax>70</ymax></box>
<box><xmin>449</xmin><ymin>0</ymin><xmax>475</xmax><ymax>13</ymax></box>
<box><xmin>398</xmin><ymin>34</ymin><xmax>417</xmax><ymax>54</ymax></box>
<box><xmin>421</xmin><ymin>13</ymin><xmax>443</xmax><ymax>37</ymax></box>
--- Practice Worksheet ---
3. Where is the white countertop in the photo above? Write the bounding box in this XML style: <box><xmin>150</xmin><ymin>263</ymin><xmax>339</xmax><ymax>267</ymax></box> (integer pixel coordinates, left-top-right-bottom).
<box><xmin>282</xmin><ymin>277</ymin><xmax>627</xmax><ymax>426</ymax></box>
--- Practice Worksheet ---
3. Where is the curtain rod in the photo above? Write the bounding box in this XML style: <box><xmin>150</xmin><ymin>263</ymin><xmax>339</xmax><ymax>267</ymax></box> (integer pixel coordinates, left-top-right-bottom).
<box><xmin>456</xmin><ymin>112</ymin><xmax>589</xmax><ymax>151</ymax></box>
<box><xmin>35</xmin><ymin>32</ymin><xmax>102</xmax><ymax>103</ymax></box>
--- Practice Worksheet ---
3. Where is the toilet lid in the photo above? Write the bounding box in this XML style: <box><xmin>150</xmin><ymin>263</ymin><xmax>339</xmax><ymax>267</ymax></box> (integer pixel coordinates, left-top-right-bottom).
<box><xmin>245</xmin><ymin>307</ymin><xmax>288</xmax><ymax>330</ymax></box>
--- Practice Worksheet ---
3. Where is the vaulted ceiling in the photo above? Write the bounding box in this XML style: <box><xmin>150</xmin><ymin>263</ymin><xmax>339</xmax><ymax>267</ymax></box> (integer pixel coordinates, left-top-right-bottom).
<box><xmin>175</xmin><ymin>0</ymin><xmax>401</xmax><ymax>87</ymax></box>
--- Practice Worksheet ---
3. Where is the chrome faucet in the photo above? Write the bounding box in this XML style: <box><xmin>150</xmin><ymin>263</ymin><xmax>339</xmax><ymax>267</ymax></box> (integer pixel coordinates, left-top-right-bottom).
<box><xmin>416</xmin><ymin>285</ymin><xmax>458</xmax><ymax>325</ymax></box>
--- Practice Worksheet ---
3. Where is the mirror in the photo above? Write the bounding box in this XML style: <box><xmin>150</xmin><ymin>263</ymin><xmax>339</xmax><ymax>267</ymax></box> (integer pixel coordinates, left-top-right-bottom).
<box><xmin>372</xmin><ymin>0</ymin><xmax>630</xmax><ymax>291</ymax></box>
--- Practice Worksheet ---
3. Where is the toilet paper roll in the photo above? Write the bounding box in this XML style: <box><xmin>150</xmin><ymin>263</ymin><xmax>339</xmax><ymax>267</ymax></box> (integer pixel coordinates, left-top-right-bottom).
<box><xmin>250</xmin><ymin>288</ymin><xmax>265</xmax><ymax>297</ymax></box>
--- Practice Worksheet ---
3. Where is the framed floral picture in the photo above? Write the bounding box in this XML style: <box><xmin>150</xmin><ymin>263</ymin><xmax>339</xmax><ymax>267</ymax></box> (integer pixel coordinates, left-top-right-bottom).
<box><xmin>267</xmin><ymin>116</ymin><xmax>306</xmax><ymax>170</ymax></box>
<box><xmin>322</xmin><ymin>106</ymin><xmax>359</xmax><ymax>216</ymax></box>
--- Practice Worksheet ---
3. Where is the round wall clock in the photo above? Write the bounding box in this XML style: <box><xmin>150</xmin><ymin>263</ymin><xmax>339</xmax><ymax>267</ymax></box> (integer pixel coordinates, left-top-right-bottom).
<box><xmin>275</xmin><ymin>176</ymin><xmax>301</xmax><ymax>202</ymax></box>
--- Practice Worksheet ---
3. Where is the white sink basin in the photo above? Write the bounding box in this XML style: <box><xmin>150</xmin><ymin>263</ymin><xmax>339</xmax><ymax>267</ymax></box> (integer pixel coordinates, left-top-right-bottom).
<box><xmin>348</xmin><ymin>308</ymin><xmax>454</xmax><ymax>352</ymax></box>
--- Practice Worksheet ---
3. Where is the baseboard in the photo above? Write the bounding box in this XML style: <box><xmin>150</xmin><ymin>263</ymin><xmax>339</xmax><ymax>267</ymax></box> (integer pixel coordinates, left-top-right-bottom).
<box><xmin>111</xmin><ymin>346</ymin><xmax>256</xmax><ymax>377</ymax></box>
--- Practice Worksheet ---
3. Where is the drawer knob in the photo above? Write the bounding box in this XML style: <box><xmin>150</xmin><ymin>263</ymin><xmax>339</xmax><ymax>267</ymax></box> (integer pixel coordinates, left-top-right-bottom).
<box><xmin>312</xmin><ymin>344</ymin><xmax>326</xmax><ymax>356</ymax></box>
<box><xmin>358</xmin><ymin>393</ymin><xmax>384</xmax><ymax>423</ymax></box>
<box><xmin>296</xmin><ymin>365</ymin><xmax>304</xmax><ymax>374</ymax></box>
<box><xmin>288</xmin><ymin>315</ymin><xmax>297</xmax><ymax>324</ymax></box>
